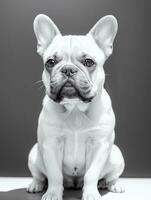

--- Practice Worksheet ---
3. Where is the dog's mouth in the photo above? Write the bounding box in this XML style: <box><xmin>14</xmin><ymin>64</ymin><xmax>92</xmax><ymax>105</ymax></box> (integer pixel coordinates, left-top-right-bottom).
<box><xmin>49</xmin><ymin>79</ymin><xmax>94</xmax><ymax>103</ymax></box>
<box><xmin>60</xmin><ymin>81</ymin><xmax>77</xmax><ymax>96</ymax></box>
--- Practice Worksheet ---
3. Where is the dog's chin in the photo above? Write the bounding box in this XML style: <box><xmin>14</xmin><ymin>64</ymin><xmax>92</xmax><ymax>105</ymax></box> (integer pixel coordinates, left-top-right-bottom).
<box><xmin>48</xmin><ymin>83</ymin><xmax>94</xmax><ymax>103</ymax></box>
<box><xmin>60</xmin><ymin>84</ymin><xmax>78</xmax><ymax>99</ymax></box>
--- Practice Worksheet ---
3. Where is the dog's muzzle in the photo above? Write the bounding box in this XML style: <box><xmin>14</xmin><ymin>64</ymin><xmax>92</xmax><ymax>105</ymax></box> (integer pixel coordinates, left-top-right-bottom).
<box><xmin>48</xmin><ymin>65</ymin><xmax>96</xmax><ymax>103</ymax></box>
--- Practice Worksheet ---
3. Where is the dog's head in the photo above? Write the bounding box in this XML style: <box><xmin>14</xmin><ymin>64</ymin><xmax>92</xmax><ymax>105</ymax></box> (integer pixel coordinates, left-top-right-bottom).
<box><xmin>33</xmin><ymin>14</ymin><xmax>118</xmax><ymax>103</ymax></box>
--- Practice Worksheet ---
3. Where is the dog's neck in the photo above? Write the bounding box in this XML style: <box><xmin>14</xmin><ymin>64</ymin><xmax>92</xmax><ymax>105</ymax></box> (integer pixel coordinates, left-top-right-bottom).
<box><xmin>43</xmin><ymin>95</ymin><xmax>90</xmax><ymax>113</ymax></box>
<box><xmin>60</xmin><ymin>98</ymin><xmax>90</xmax><ymax>112</ymax></box>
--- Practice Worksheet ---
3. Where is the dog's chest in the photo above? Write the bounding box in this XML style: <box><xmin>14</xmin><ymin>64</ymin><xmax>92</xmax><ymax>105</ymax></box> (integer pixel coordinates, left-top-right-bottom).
<box><xmin>62</xmin><ymin>109</ymin><xmax>94</xmax><ymax>176</ymax></box>
<box><xmin>63</xmin><ymin>130</ymin><xmax>86</xmax><ymax>176</ymax></box>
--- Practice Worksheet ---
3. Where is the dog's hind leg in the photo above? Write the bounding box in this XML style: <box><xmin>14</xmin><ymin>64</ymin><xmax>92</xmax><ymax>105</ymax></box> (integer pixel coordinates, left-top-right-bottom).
<box><xmin>98</xmin><ymin>144</ymin><xmax>125</xmax><ymax>193</ymax></box>
<box><xmin>27</xmin><ymin>143</ymin><xmax>46</xmax><ymax>193</ymax></box>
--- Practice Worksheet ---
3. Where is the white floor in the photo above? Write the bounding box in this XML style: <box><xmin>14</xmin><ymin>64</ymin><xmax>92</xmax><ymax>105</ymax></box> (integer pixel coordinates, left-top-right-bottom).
<box><xmin>0</xmin><ymin>178</ymin><xmax>150</xmax><ymax>199</ymax></box>
<box><xmin>0</xmin><ymin>177</ymin><xmax>32</xmax><ymax>192</ymax></box>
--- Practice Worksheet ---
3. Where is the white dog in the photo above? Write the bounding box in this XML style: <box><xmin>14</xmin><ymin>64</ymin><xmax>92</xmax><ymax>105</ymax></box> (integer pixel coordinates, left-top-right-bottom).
<box><xmin>27</xmin><ymin>14</ymin><xmax>125</xmax><ymax>200</ymax></box>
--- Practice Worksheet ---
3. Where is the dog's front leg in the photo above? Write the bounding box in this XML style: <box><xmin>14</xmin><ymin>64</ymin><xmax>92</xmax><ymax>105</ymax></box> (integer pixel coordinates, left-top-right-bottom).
<box><xmin>42</xmin><ymin>137</ymin><xmax>64</xmax><ymax>200</ymax></box>
<box><xmin>83</xmin><ymin>138</ymin><xmax>111</xmax><ymax>200</ymax></box>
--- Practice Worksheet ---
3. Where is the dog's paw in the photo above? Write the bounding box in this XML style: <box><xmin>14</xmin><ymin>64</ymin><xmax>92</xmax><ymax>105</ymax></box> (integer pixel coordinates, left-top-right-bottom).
<box><xmin>42</xmin><ymin>189</ymin><xmax>63</xmax><ymax>200</ymax></box>
<box><xmin>107</xmin><ymin>181</ymin><xmax>125</xmax><ymax>193</ymax></box>
<box><xmin>82</xmin><ymin>188</ymin><xmax>102</xmax><ymax>200</ymax></box>
<box><xmin>26</xmin><ymin>179</ymin><xmax>45</xmax><ymax>193</ymax></box>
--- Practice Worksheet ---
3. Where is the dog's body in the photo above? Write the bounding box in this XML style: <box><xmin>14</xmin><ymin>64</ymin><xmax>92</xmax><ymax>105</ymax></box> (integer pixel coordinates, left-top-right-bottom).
<box><xmin>27</xmin><ymin>14</ymin><xmax>125</xmax><ymax>200</ymax></box>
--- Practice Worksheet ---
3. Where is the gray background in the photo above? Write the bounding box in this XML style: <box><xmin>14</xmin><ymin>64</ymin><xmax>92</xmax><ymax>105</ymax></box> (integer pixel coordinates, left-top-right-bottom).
<box><xmin>0</xmin><ymin>0</ymin><xmax>151</xmax><ymax>177</ymax></box>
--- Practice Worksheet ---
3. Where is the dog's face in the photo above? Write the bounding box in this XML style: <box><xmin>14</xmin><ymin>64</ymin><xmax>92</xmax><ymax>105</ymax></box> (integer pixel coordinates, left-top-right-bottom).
<box><xmin>33</xmin><ymin>14</ymin><xmax>118</xmax><ymax>103</ymax></box>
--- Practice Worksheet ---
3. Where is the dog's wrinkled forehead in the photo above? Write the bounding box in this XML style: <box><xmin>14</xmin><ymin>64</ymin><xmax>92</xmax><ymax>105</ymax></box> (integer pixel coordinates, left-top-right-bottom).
<box><xmin>43</xmin><ymin>35</ymin><xmax>104</xmax><ymax>63</ymax></box>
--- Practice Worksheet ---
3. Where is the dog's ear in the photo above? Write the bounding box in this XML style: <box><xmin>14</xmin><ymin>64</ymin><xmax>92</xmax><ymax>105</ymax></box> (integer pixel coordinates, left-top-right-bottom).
<box><xmin>33</xmin><ymin>14</ymin><xmax>61</xmax><ymax>56</ymax></box>
<box><xmin>88</xmin><ymin>15</ymin><xmax>118</xmax><ymax>58</ymax></box>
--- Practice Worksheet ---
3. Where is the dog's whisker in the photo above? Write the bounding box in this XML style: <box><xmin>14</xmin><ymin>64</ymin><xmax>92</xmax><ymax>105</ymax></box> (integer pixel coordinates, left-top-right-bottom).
<box><xmin>37</xmin><ymin>84</ymin><xmax>45</xmax><ymax>91</ymax></box>
<box><xmin>33</xmin><ymin>80</ymin><xmax>43</xmax><ymax>85</ymax></box>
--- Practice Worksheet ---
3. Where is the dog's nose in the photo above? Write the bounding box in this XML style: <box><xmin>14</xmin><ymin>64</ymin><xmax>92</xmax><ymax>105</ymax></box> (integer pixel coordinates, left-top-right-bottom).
<box><xmin>61</xmin><ymin>65</ymin><xmax>78</xmax><ymax>76</ymax></box>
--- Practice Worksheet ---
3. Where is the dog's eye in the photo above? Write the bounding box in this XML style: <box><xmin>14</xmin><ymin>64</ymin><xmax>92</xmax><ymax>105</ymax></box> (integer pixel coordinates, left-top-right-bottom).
<box><xmin>45</xmin><ymin>58</ymin><xmax>56</xmax><ymax>69</ymax></box>
<box><xmin>82</xmin><ymin>58</ymin><xmax>95</xmax><ymax>67</ymax></box>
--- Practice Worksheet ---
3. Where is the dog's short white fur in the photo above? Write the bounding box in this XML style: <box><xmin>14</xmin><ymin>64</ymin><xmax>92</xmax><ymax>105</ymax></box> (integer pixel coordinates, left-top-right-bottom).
<box><xmin>27</xmin><ymin>14</ymin><xmax>125</xmax><ymax>200</ymax></box>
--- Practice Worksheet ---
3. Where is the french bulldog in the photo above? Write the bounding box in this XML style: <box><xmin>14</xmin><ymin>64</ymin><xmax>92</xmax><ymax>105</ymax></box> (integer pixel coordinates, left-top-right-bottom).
<box><xmin>27</xmin><ymin>14</ymin><xmax>125</xmax><ymax>200</ymax></box>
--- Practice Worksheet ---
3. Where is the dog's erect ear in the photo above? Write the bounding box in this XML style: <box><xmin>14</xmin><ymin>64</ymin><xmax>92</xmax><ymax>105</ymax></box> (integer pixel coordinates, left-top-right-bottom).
<box><xmin>33</xmin><ymin>14</ymin><xmax>61</xmax><ymax>56</ymax></box>
<box><xmin>88</xmin><ymin>15</ymin><xmax>118</xmax><ymax>58</ymax></box>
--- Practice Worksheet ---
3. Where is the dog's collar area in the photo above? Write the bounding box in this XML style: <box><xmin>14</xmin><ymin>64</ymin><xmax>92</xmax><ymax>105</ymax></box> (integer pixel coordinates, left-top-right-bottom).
<box><xmin>60</xmin><ymin>98</ymin><xmax>90</xmax><ymax>112</ymax></box>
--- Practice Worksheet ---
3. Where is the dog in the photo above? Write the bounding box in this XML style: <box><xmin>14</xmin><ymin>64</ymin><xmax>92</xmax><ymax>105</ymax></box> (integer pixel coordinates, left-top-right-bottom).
<box><xmin>27</xmin><ymin>14</ymin><xmax>125</xmax><ymax>200</ymax></box>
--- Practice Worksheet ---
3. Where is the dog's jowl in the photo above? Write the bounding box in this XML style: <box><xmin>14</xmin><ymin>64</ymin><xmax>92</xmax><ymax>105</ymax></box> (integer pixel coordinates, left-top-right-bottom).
<box><xmin>27</xmin><ymin>14</ymin><xmax>125</xmax><ymax>200</ymax></box>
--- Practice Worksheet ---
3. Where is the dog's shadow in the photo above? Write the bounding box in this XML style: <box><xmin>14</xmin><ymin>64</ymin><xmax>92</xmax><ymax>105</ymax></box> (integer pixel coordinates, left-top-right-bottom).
<box><xmin>0</xmin><ymin>188</ymin><xmax>108</xmax><ymax>200</ymax></box>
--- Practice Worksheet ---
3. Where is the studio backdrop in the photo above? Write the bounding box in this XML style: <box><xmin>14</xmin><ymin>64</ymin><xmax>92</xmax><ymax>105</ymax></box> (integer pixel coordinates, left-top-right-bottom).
<box><xmin>0</xmin><ymin>0</ymin><xmax>151</xmax><ymax>177</ymax></box>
